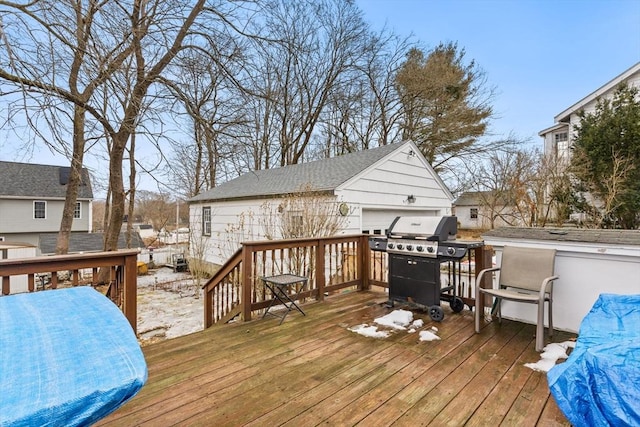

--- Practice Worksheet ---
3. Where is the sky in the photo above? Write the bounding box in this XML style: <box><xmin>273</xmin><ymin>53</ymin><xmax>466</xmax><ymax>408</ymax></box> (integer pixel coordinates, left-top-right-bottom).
<box><xmin>355</xmin><ymin>0</ymin><xmax>640</xmax><ymax>145</ymax></box>
<box><xmin>1</xmin><ymin>0</ymin><xmax>639</xmax><ymax>192</ymax></box>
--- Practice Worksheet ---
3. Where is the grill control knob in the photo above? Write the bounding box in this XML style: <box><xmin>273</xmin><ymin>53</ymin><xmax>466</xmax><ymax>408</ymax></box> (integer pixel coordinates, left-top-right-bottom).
<box><xmin>447</xmin><ymin>247</ymin><xmax>456</xmax><ymax>256</ymax></box>
<box><xmin>406</xmin><ymin>244</ymin><xmax>413</xmax><ymax>251</ymax></box>
<box><xmin>387</xmin><ymin>243</ymin><xmax>394</xmax><ymax>249</ymax></box>
<box><xmin>427</xmin><ymin>246</ymin><xmax>434</xmax><ymax>253</ymax></box>
<box><xmin>397</xmin><ymin>244</ymin><xmax>404</xmax><ymax>250</ymax></box>
<box><xmin>416</xmin><ymin>246</ymin><xmax>424</xmax><ymax>252</ymax></box>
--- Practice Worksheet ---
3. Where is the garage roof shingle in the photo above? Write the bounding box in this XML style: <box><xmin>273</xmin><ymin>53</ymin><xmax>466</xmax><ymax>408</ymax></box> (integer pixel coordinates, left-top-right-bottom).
<box><xmin>189</xmin><ymin>143</ymin><xmax>403</xmax><ymax>203</ymax></box>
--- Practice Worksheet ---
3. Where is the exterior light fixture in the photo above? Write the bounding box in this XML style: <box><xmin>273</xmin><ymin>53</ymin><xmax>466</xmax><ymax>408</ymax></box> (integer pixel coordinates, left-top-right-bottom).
<box><xmin>407</xmin><ymin>195</ymin><xmax>416</xmax><ymax>204</ymax></box>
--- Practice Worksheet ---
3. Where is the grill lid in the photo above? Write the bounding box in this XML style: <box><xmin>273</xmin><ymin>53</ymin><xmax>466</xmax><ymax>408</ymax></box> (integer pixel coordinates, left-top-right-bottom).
<box><xmin>387</xmin><ymin>215</ymin><xmax>457</xmax><ymax>242</ymax></box>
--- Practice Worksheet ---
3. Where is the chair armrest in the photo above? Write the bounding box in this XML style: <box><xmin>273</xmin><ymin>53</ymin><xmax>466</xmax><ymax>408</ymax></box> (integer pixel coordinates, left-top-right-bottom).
<box><xmin>475</xmin><ymin>267</ymin><xmax>501</xmax><ymax>292</ymax></box>
<box><xmin>538</xmin><ymin>275</ymin><xmax>559</xmax><ymax>299</ymax></box>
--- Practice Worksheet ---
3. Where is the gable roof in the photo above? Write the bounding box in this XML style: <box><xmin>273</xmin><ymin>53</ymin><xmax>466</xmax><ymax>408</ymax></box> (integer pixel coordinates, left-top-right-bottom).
<box><xmin>0</xmin><ymin>161</ymin><xmax>93</xmax><ymax>199</ymax></box>
<box><xmin>453</xmin><ymin>190</ymin><xmax>512</xmax><ymax>207</ymax></box>
<box><xmin>189</xmin><ymin>142</ymin><xmax>409</xmax><ymax>203</ymax></box>
<box><xmin>554</xmin><ymin>61</ymin><xmax>640</xmax><ymax>123</ymax></box>
<box><xmin>453</xmin><ymin>191</ymin><xmax>491</xmax><ymax>206</ymax></box>
<box><xmin>38</xmin><ymin>232</ymin><xmax>145</xmax><ymax>255</ymax></box>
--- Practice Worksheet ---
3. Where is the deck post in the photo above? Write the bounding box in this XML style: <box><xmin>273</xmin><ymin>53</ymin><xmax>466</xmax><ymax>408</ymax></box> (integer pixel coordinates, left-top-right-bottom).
<box><xmin>123</xmin><ymin>252</ymin><xmax>138</xmax><ymax>334</ymax></box>
<box><xmin>316</xmin><ymin>239</ymin><xmax>325</xmax><ymax>301</ymax></box>
<box><xmin>475</xmin><ymin>245</ymin><xmax>493</xmax><ymax>314</ymax></box>
<box><xmin>241</xmin><ymin>245</ymin><xmax>253</xmax><ymax>321</ymax></box>
<box><xmin>360</xmin><ymin>234</ymin><xmax>371</xmax><ymax>291</ymax></box>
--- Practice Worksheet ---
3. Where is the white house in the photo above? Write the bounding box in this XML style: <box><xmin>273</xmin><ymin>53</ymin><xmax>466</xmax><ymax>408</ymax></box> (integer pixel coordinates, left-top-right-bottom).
<box><xmin>189</xmin><ymin>141</ymin><xmax>454</xmax><ymax>265</ymax></box>
<box><xmin>539</xmin><ymin>62</ymin><xmax>640</xmax><ymax>161</ymax></box>
<box><xmin>453</xmin><ymin>191</ymin><xmax>524</xmax><ymax>230</ymax></box>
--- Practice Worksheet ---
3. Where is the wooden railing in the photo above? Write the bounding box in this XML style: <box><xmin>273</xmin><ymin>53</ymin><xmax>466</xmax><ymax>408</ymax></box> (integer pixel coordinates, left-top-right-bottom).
<box><xmin>203</xmin><ymin>234</ymin><xmax>492</xmax><ymax>328</ymax></box>
<box><xmin>0</xmin><ymin>249</ymin><xmax>140</xmax><ymax>333</ymax></box>
<box><xmin>203</xmin><ymin>234</ymin><xmax>370</xmax><ymax>328</ymax></box>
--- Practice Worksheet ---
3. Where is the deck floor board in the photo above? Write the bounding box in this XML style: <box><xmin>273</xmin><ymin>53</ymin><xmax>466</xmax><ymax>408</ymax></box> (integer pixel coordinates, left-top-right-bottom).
<box><xmin>97</xmin><ymin>291</ymin><xmax>574</xmax><ymax>426</ymax></box>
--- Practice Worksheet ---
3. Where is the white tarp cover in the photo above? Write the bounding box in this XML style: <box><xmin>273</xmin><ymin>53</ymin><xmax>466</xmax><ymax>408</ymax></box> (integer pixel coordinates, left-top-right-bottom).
<box><xmin>0</xmin><ymin>287</ymin><xmax>147</xmax><ymax>426</ymax></box>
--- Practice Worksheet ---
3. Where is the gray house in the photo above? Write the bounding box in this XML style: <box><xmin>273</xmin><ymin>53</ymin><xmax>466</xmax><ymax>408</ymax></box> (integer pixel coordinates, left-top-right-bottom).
<box><xmin>0</xmin><ymin>161</ymin><xmax>94</xmax><ymax>246</ymax></box>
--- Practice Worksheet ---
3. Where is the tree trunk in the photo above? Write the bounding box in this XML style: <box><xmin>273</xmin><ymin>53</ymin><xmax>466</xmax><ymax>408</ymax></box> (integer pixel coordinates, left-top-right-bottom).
<box><xmin>56</xmin><ymin>106</ymin><xmax>86</xmax><ymax>254</ymax></box>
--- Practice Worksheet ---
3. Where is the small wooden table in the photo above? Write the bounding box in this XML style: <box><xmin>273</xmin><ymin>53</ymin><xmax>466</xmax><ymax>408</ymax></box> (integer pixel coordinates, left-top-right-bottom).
<box><xmin>261</xmin><ymin>274</ymin><xmax>308</xmax><ymax>325</ymax></box>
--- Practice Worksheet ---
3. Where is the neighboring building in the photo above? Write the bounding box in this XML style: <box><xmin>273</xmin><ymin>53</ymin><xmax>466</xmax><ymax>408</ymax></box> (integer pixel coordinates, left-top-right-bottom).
<box><xmin>453</xmin><ymin>191</ymin><xmax>524</xmax><ymax>230</ymax></box>
<box><xmin>134</xmin><ymin>224</ymin><xmax>156</xmax><ymax>240</ymax></box>
<box><xmin>38</xmin><ymin>232</ymin><xmax>145</xmax><ymax>255</ymax></box>
<box><xmin>189</xmin><ymin>141</ymin><xmax>454</xmax><ymax>265</ymax></box>
<box><xmin>538</xmin><ymin>62</ymin><xmax>640</xmax><ymax>223</ymax></box>
<box><xmin>0</xmin><ymin>161</ymin><xmax>93</xmax><ymax>246</ymax></box>
<box><xmin>539</xmin><ymin>62</ymin><xmax>640</xmax><ymax>161</ymax></box>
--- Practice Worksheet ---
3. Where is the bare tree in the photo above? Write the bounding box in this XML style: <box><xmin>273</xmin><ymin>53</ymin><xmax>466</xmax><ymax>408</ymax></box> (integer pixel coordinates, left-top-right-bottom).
<box><xmin>317</xmin><ymin>30</ymin><xmax>411</xmax><ymax>156</ymax></box>
<box><xmin>244</xmin><ymin>0</ymin><xmax>369</xmax><ymax>167</ymax></box>
<box><xmin>260</xmin><ymin>187</ymin><xmax>348</xmax><ymax>239</ymax></box>
<box><xmin>0</xmin><ymin>0</ymin><xmax>134</xmax><ymax>253</ymax></box>
<box><xmin>164</xmin><ymin>48</ymin><xmax>247</xmax><ymax>198</ymax></box>
<box><xmin>469</xmin><ymin>147</ymin><xmax>538</xmax><ymax>228</ymax></box>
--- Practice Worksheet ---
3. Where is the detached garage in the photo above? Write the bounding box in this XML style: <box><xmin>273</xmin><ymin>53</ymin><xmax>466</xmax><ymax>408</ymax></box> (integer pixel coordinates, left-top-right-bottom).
<box><xmin>189</xmin><ymin>141</ymin><xmax>454</xmax><ymax>265</ymax></box>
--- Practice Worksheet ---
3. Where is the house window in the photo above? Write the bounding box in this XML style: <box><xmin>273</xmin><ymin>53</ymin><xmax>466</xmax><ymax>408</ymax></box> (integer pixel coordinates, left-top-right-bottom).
<box><xmin>202</xmin><ymin>206</ymin><xmax>211</xmax><ymax>236</ymax></box>
<box><xmin>554</xmin><ymin>132</ymin><xmax>568</xmax><ymax>143</ymax></box>
<box><xmin>285</xmin><ymin>211</ymin><xmax>304</xmax><ymax>237</ymax></box>
<box><xmin>470</xmin><ymin>208</ymin><xmax>478</xmax><ymax>219</ymax></box>
<box><xmin>74</xmin><ymin>202</ymin><xmax>81</xmax><ymax>219</ymax></box>
<box><xmin>34</xmin><ymin>201</ymin><xmax>46</xmax><ymax>219</ymax></box>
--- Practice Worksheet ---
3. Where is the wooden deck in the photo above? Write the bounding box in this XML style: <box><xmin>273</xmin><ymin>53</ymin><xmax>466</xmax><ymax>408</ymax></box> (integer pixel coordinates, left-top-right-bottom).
<box><xmin>97</xmin><ymin>291</ymin><xmax>574</xmax><ymax>426</ymax></box>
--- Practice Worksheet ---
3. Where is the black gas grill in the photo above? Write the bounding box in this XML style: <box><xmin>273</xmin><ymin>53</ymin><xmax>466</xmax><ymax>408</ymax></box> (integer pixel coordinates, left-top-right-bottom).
<box><xmin>370</xmin><ymin>215</ymin><xmax>483</xmax><ymax>321</ymax></box>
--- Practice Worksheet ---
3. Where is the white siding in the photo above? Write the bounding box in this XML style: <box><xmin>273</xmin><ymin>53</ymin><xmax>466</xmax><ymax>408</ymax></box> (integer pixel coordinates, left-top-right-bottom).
<box><xmin>190</xmin><ymin>199</ymin><xmax>290</xmax><ymax>265</ymax></box>
<box><xmin>191</xmin><ymin>142</ymin><xmax>454</xmax><ymax>265</ymax></box>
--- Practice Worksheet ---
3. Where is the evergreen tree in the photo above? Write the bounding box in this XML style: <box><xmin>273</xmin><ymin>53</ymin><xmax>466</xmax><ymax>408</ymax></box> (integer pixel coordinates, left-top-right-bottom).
<box><xmin>395</xmin><ymin>43</ymin><xmax>493</xmax><ymax>169</ymax></box>
<box><xmin>571</xmin><ymin>84</ymin><xmax>640</xmax><ymax>228</ymax></box>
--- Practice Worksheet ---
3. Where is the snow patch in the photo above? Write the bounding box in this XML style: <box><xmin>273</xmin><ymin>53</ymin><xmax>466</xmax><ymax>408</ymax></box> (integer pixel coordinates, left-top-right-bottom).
<box><xmin>419</xmin><ymin>328</ymin><xmax>441</xmax><ymax>342</ymax></box>
<box><xmin>524</xmin><ymin>341</ymin><xmax>576</xmax><ymax>372</ymax></box>
<box><xmin>374</xmin><ymin>309</ymin><xmax>414</xmax><ymax>330</ymax></box>
<box><xmin>348</xmin><ymin>309</ymin><xmax>440</xmax><ymax>341</ymax></box>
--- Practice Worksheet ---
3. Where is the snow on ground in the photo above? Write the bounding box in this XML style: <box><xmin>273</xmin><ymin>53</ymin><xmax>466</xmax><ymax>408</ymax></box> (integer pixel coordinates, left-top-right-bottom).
<box><xmin>136</xmin><ymin>267</ymin><xmax>204</xmax><ymax>344</ymax></box>
<box><xmin>524</xmin><ymin>341</ymin><xmax>576</xmax><ymax>372</ymax></box>
<box><xmin>348</xmin><ymin>309</ymin><xmax>441</xmax><ymax>342</ymax></box>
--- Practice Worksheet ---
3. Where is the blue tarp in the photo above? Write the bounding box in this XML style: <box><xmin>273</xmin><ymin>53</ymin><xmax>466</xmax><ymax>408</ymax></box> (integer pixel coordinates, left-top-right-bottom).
<box><xmin>548</xmin><ymin>293</ymin><xmax>640</xmax><ymax>426</ymax></box>
<box><xmin>1</xmin><ymin>287</ymin><xmax>147</xmax><ymax>427</ymax></box>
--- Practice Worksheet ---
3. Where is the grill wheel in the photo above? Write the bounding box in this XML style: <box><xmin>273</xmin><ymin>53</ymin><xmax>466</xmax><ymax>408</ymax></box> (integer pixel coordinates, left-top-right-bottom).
<box><xmin>450</xmin><ymin>297</ymin><xmax>464</xmax><ymax>313</ymax></box>
<box><xmin>429</xmin><ymin>305</ymin><xmax>444</xmax><ymax>321</ymax></box>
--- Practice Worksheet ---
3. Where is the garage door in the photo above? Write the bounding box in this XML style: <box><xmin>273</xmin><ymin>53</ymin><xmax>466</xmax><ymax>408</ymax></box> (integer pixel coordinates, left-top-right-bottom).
<box><xmin>361</xmin><ymin>209</ymin><xmax>436</xmax><ymax>235</ymax></box>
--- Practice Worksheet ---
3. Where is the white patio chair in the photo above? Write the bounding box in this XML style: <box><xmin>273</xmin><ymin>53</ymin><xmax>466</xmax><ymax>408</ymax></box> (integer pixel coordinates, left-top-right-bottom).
<box><xmin>474</xmin><ymin>246</ymin><xmax>559</xmax><ymax>352</ymax></box>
